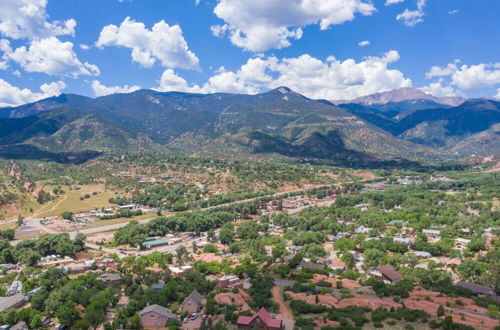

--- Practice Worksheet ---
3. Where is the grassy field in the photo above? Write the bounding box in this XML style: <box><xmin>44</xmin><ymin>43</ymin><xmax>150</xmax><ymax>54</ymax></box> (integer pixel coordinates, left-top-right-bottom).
<box><xmin>0</xmin><ymin>221</ymin><xmax>17</xmax><ymax>230</ymax></box>
<box><xmin>34</xmin><ymin>184</ymin><xmax>118</xmax><ymax>218</ymax></box>
<box><xmin>81</xmin><ymin>212</ymin><xmax>160</xmax><ymax>229</ymax></box>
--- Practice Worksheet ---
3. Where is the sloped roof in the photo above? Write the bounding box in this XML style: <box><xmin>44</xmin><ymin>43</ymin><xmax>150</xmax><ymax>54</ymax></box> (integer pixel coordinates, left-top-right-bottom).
<box><xmin>10</xmin><ymin>321</ymin><xmax>29</xmax><ymax>330</ymax></box>
<box><xmin>237</xmin><ymin>307</ymin><xmax>282</xmax><ymax>329</ymax></box>
<box><xmin>140</xmin><ymin>304</ymin><xmax>177</xmax><ymax>319</ymax></box>
<box><xmin>331</xmin><ymin>260</ymin><xmax>346</xmax><ymax>268</ymax></box>
<box><xmin>97</xmin><ymin>273</ymin><xmax>121</xmax><ymax>282</ymax></box>
<box><xmin>183</xmin><ymin>290</ymin><xmax>202</xmax><ymax>305</ymax></box>
<box><xmin>0</xmin><ymin>294</ymin><xmax>24</xmax><ymax>313</ymax></box>
<box><xmin>455</xmin><ymin>281</ymin><xmax>495</xmax><ymax>295</ymax></box>
<box><xmin>375</xmin><ymin>264</ymin><xmax>402</xmax><ymax>282</ymax></box>
<box><xmin>298</xmin><ymin>261</ymin><xmax>325</xmax><ymax>270</ymax></box>
<box><xmin>151</xmin><ymin>283</ymin><xmax>165</xmax><ymax>290</ymax></box>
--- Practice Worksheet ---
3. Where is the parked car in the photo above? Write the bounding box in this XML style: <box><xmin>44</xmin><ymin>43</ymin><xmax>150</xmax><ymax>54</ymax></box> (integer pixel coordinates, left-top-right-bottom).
<box><xmin>202</xmin><ymin>314</ymin><xmax>208</xmax><ymax>320</ymax></box>
<box><xmin>183</xmin><ymin>317</ymin><xmax>189</xmax><ymax>323</ymax></box>
<box><xmin>191</xmin><ymin>313</ymin><xmax>198</xmax><ymax>320</ymax></box>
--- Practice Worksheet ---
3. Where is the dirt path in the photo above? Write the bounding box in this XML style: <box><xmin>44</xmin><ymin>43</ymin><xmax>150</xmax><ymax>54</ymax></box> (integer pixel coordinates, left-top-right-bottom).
<box><xmin>272</xmin><ymin>286</ymin><xmax>294</xmax><ymax>330</ymax></box>
<box><xmin>33</xmin><ymin>194</ymin><xmax>68</xmax><ymax>217</ymax></box>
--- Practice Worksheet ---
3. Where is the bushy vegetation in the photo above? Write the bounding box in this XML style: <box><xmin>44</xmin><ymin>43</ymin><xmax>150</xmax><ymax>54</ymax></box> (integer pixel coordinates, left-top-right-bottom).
<box><xmin>0</xmin><ymin>233</ymin><xmax>86</xmax><ymax>266</ymax></box>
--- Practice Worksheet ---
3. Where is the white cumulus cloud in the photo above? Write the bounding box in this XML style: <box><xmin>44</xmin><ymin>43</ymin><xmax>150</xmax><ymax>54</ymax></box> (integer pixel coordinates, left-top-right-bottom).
<box><xmin>1</xmin><ymin>37</ymin><xmax>100</xmax><ymax>77</ymax></box>
<box><xmin>0</xmin><ymin>78</ymin><xmax>66</xmax><ymax>107</ymax></box>
<box><xmin>420</xmin><ymin>78</ymin><xmax>459</xmax><ymax>97</ymax></box>
<box><xmin>358</xmin><ymin>40</ymin><xmax>370</xmax><ymax>47</ymax></box>
<box><xmin>385</xmin><ymin>0</ymin><xmax>405</xmax><ymax>5</ymax></box>
<box><xmin>423</xmin><ymin>60</ymin><xmax>500</xmax><ymax>97</ymax></box>
<box><xmin>155</xmin><ymin>51</ymin><xmax>412</xmax><ymax>100</ymax></box>
<box><xmin>91</xmin><ymin>80</ymin><xmax>141</xmax><ymax>97</ymax></box>
<box><xmin>156</xmin><ymin>69</ymin><xmax>203</xmax><ymax>93</ymax></box>
<box><xmin>0</xmin><ymin>0</ymin><xmax>76</xmax><ymax>40</ymax></box>
<box><xmin>96</xmin><ymin>17</ymin><xmax>200</xmax><ymax>70</ymax></box>
<box><xmin>397</xmin><ymin>0</ymin><xmax>426</xmax><ymax>26</ymax></box>
<box><xmin>426</xmin><ymin>61</ymin><xmax>500</xmax><ymax>91</ymax></box>
<box><xmin>211</xmin><ymin>0</ymin><xmax>376</xmax><ymax>52</ymax></box>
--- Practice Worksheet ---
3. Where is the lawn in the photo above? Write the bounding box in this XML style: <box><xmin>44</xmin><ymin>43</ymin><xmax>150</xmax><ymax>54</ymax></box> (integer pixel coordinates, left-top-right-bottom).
<box><xmin>0</xmin><ymin>221</ymin><xmax>17</xmax><ymax>231</ymax></box>
<box><xmin>81</xmin><ymin>212</ymin><xmax>159</xmax><ymax>229</ymax></box>
<box><xmin>35</xmin><ymin>184</ymin><xmax>118</xmax><ymax>218</ymax></box>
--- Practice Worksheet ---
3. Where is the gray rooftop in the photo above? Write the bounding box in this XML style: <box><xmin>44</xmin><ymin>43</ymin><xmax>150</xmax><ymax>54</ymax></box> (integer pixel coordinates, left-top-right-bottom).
<box><xmin>183</xmin><ymin>290</ymin><xmax>202</xmax><ymax>305</ymax></box>
<box><xmin>140</xmin><ymin>304</ymin><xmax>177</xmax><ymax>319</ymax></box>
<box><xmin>0</xmin><ymin>294</ymin><xmax>24</xmax><ymax>313</ymax></box>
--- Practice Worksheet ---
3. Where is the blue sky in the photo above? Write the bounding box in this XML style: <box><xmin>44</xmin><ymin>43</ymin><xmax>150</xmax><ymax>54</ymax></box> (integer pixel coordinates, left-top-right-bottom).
<box><xmin>0</xmin><ymin>0</ymin><xmax>499</xmax><ymax>106</ymax></box>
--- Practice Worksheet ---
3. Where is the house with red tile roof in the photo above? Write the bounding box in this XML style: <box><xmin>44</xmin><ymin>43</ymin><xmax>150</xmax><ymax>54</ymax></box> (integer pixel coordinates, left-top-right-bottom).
<box><xmin>329</xmin><ymin>260</ymin><xmax>346</xmax><ymax>271</ymax></box>
<box><xmin>237</xmin><ymin>307</ymin><xmax>283</xmax><ymax>329</ymax></box>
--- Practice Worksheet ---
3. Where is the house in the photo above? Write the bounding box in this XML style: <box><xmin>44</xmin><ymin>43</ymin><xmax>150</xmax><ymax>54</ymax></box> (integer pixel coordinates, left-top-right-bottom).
<box><xmin>297</xmin><ymin>262</ymin><xmax>325</xmax><ymax>271</ymax></box>
<box><xmin>329</xmin><ymin>260</ymin><xmax>346</xmax><ymax>271</ymax></box>
<box><xmin>0</xmin><ymin>294</ymin><xmax>25</xmax><ymax>313</ymax></box>
<box><xmin>355</xmin><ymin>226</ymin><xmax>371</xmax><ymax>234</ymax></box>
<box><xmin>347</xmin><ymin>250</ymin><xmax>363</xmax><ymax>262</ymax></box>
<box><xmin>422</xmin><ymin>229</ymin><xmax>441</xmax><ymax>238</ymax></box>
<box><xmin>286</xmin><ymin>245</ymin><xmax>302</xmax><ymax>254</ymax></box>
<box><xmin>454</xmin><ymin>238</ymin><xmax>471</xmax><ymax>249</ymax></box>
<box><xmin>393</xmin><ymin>237</ymin><xmax>411</xmax><ymax>245</ymax></box>
<box><xmin>405</xmin><ymin>251</ymin><xmax>432</xmax><ymax>259</ymax></box>
<box><xmin>118</xmin><ymin>204</ymin><xmax>137</xmax><ymax>210</ymax></box>
<box><xmin>354</xmin><ymin>203</ymin><xmax>370</xmax><ymax>211</ymax></box>
<box><xmin>41</xmin><ymin>316</ymin><xmax>51</xmax><ymax>327</ymax></box>
<box><xmin>97</xmin><ymin>273</ymin><xmax>121</xmax><ymax>284</ymax></box>
<box><xmin>97</xmin><ymin>258</ymin><xmax>118</xmax><ymax>270</ymax></box>
<box><xmin>145</xmin><ymin>263</ymin><xmax>164</xmax><ymax>273</ymax></box>
<box><xmin>388</xmin><ymin>220</ymin><xmax>408</xmax><ymax>227</ymax></box>
<box><xmin>10</xmin><ymin>321</ymin><xmax>29</xmax><ymax>330</ymax></box>
<box><xmin>368</xmin><ymin>265</ymin><xmax>402</xmax><ymax>285</ymax></box>
<box><xmin>7</xmin><ymin>280</ymin><xmax>22</xmax><ymax>296</ymax></box>
<box><xmin>26</xmin><ymin>287</ymin><xmax>42</xmax><ymax>298</ymax></box>
<box><xmin>168</xmin><ymin>265</ymin><xmax>192</xmax><ymax>276</ymax></box>
<box><xmin>0</xmin><ymin>264</ymin><xmax>16</xmax><ymax>272</ymax></box>
<box><xmin>216</xmin><ymin>275</ymin><xmax>243</xmax><ymax>290</ymax></box>
<box><xmin>143</xmin><ymin>239</ymin><xmax>168</xmax><ymax>249</ymax></box>
<box><xmin>455</xmin><ymin>281</ymin><xmax>496</xmax><ymax>297</ymax></box>
<box><xmin>237</xmin><ymin>307</ymin><xmax>283</xmax><ymax>329</ymax></box>
<box><xmin>139</xmin><ymin>304</ymin><xmax>177</xmax><ymax>328</ymax></box>
<box><xmin>181</xmin><ymin>290</ymin><xmax>203</xmax><ymax>314</ymax></box>
<box><xmin>151</xmin><ymin>283</ymin><xmax>165</xmax><ymax>292</ymax></box>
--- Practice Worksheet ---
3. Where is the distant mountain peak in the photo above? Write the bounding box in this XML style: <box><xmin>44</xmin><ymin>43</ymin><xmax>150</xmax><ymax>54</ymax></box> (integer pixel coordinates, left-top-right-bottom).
<box><xmin>332</xmin><ymin>87</ymin><xmax>465</xmax><ymax>107</ymax></box>
<box><xmin>276</xmin><ymin>86</ymin><xmax>292</xmax><ymax>94</ymax></box>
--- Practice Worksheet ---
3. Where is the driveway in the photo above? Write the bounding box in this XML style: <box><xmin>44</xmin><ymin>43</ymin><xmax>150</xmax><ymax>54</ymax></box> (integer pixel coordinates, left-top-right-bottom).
<box><xmin>273</xmin><ymin>286</ymin><xmax>294</xmax><ymax>330</ymax></box>
<box><xmin>182</xmin><ymin>317</ymin><xmax>202</xmax><ymax>329</ymax></box>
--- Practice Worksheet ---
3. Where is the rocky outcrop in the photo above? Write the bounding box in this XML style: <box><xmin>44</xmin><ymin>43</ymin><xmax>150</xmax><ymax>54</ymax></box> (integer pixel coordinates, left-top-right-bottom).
<box><xmin>8</xmin><ymin>163</ymin><xmax>22</xmax><ymax>181</ymax></box>
<box><xmin>23</xmin><ymin>182</ymin><xmax>35</xmax><ymax>193</ymax></box>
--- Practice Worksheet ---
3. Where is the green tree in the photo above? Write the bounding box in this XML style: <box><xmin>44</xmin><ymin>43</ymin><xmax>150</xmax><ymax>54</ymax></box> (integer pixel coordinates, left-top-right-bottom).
<box><xmin>219</xmin><ymin>223</ymin><xmax>235</xmax><ymax>244</ymax></box>
<box><xmin>236</xmin><ymin>221</ymin><xmax>260</xmax><ymax>240</ymax></box>
<box><xmin>437</xmin><ymin>305</ymin><xmax>445</xmax><ymax>317</ymax></box>
<box><xmin>30</xmin><ymin>313</ymin><xmax>42</xmax><ymax>329</ymax></box>
<box><xmin>56</xmin><ymin>301</ymin><xmax>80</xmax><ymax>327</ymax></box>
<box><xmin>60</xmin><ymin>212</ymin><xmax>74</xmax><ymax>221</ymax></box>
<box><xmin>333</xmin><ymin>238</ymin><xmax>355</xmax><ymax>252</ymax></box>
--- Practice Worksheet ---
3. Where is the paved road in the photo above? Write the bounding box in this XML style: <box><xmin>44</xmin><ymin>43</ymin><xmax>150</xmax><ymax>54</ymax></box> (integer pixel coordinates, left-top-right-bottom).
<box><xmin>62</xmin><ymin>181</ymin><xmax>347</xmax><ymax>239</ymax></box>
<box><xmin>10</xmin><ymin>178</ymin><xmax>368</xmax><ymax>246</ymax></box>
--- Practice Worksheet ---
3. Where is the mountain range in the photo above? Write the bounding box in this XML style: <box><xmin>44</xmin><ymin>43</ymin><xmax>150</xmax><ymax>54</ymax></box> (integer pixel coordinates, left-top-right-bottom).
<box><xmin>0</xmin><ymin>87</ymin><xmax>498</xmax><ymax>165</ymax></box>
